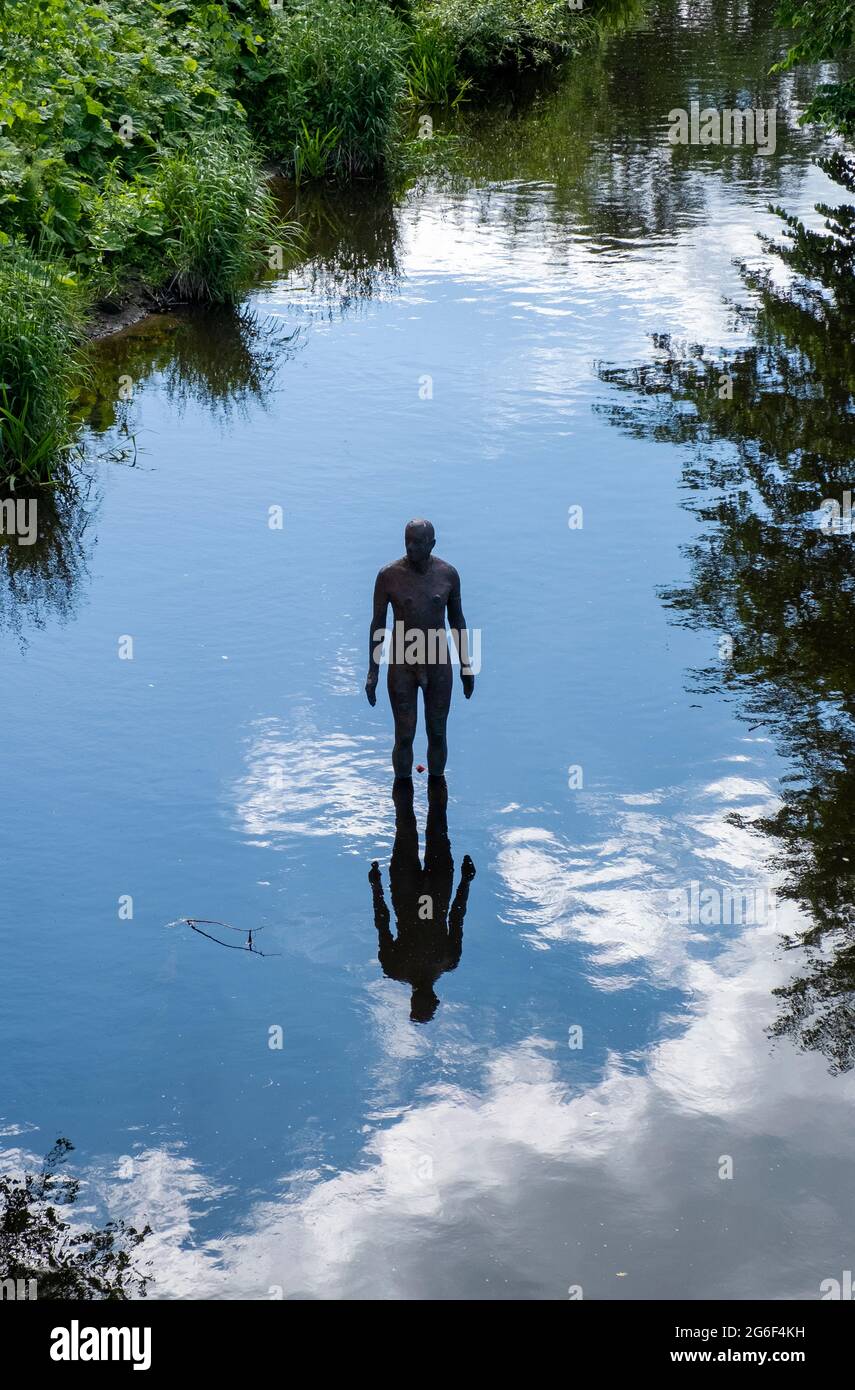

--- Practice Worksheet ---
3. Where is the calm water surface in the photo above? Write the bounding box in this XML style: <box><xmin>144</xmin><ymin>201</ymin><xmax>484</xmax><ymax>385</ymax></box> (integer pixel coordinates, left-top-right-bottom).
<box><xmin>3</xmin><ymin>0</ymin><xmax>853</xmax><ymax>1299</ymax></box>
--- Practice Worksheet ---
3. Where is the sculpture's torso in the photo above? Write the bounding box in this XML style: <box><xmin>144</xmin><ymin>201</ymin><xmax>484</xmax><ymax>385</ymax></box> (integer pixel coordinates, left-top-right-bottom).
<box><xmin>381</xmin><ymin>556</ymin><xmax>456</xmax><ymax>638</ymax></box>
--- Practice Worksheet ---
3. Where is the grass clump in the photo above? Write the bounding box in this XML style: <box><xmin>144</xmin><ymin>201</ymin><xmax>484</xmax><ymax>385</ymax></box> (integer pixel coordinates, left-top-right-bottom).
<box><xmin>88</xmin><ymin>131</ymin><xmax>296</xmax><ymax>305</ymax></box>
<box><xmin>0</xmin><ymin>241</ymin><xmax>85</xmax><ymax>482</ymax></box>
<box><xmin>146</xmin><ymin>133</ymin><xmax>290</xmax><ymax>304</ymax></box>
<box><xmin>405</xmin><ymin>22</ymin><xmax>474</xmax><ymax>105</ymax></box>
<box><xmin>292</xmin><ymin>123</ymin><xmax>342</xmax><ymax>184</ymax></box>
<box><xmin>142</xmin><ymin>131</ymin><xmax>289</xmax><ymax>305</ymax></box>
<box><xmin>251</xmin><ymin>1</ymin><xmax>409</xmax><ymax>178</ymax></box>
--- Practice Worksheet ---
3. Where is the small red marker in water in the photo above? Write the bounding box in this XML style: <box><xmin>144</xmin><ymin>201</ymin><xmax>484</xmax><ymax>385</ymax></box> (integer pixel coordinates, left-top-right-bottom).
<box><xmin>416</xmin><ymin>764</ymin><xmax>426</xmax><ymax>773</ymax></box>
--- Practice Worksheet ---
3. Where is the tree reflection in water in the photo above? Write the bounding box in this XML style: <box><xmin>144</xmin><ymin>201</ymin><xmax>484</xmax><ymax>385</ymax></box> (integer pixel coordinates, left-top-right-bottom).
<box><xmin>0</xmin><ymin>304</ymin><xmax>302</xmax><ymax>643</ymax></box>
<box><xmin>597</xmin><ymin>153</ymin><xmax>855</xmax><ymax>1073</ymax></box>
<box><xmin>0</xmin><ymin>476</ymin><xmax>99</xmax><ymax>644</ymax></box>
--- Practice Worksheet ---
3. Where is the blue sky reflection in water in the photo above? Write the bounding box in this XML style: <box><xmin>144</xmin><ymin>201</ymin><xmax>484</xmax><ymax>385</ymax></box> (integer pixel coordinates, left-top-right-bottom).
<box><xmin>1</xmin><ymin>0</ymin><xmax>854</xmax><ymax>1299</ymax></box>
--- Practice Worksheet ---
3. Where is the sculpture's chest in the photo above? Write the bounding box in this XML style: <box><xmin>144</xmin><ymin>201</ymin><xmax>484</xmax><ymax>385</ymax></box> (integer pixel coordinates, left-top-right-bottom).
<box><xmin>395</xmin><ymin>572</ymin><xmax>449</xmax><ymax>614</ymax></box>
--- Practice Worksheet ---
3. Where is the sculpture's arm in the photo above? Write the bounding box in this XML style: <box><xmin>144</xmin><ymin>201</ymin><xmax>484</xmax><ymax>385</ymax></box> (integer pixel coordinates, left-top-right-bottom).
<box><xmin>447</xmin><ymin>569</ymin><xmax>474</xmax><ymax>697</ymax></box>
<box><xmin>369</xmin><ymin>861</ymin><xmax>393</xmax><ymax>941</ymax></box>
<box><xmin>366</xmin><ymin>570</ymin><xmax>388</xmax><ymax>705</ymax></box>
<box><xmin>447</xmin><ymin>862</ymin><xmax>473</xmax><ymax>968</ymax></box>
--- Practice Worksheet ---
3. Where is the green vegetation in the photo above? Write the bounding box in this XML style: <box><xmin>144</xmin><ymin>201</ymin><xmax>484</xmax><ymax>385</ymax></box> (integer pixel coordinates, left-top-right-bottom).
<box><xmin>410</xmin><ymin>0</ymin><xmax>603</xmax><ymax>77</ymax></box>
<box><xmin>406</xmin><ymin>23</ymin><xmax>475</xmax><ymax>107</ymax></box>
<box><xmin>142</xmin><ymin>133</ymin><xmax>284</xmax><ymax>303</ymax></box>
<box><xmin>774</xmin><ymin>0</ymin><xmax>855</xmax><ymax>136</ymax></box>
<box><xmin>87</xmin><ymin>129</ymin><xmax>288</xmax><ymax>306</ymax></box>
<box><xmin>251</xmin><ymin>2</ymin><xmax>409</xmax><ymax>178</ymax></box>
<box><xmin>0</xmin><ymin>242</ymin><xmax>86</xmax><ymax>481</ymax></box>
<box><xmin>0</xmin><ymin>0</ymin><xmax>295</xmax><ymax>480</ymax></box>
<box><xmin>293</xmin><ymin>124</ymin><xmax>343</xmax><ymax>184</ymax></box>
<box><xmin>0</xmin><ymin>0</ymin><xmax>263</xmax><ymax>260</ymax></box>
<box><xmin>0</xmin><ymin>1138</ymin><xmax>151</xmax><ymax>1298</ymax></box>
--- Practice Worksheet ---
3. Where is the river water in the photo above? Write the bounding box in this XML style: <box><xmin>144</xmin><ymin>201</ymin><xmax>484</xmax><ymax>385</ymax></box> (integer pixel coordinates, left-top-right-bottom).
<box><xmin>3</xmin><ymin>0</ymin><xmax>853</xmax><ymax>1299</ymax></box>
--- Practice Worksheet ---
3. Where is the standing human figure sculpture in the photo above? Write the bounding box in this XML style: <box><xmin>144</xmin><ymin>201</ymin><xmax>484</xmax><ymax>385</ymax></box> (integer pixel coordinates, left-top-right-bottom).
<box><xmin>365</xmin><ymin>520</ymin><xmax>474</xmax><ymax>778</ymax></box>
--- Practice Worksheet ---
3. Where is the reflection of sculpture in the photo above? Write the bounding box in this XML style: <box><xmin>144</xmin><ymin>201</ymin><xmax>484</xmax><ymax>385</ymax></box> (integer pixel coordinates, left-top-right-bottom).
<box><xmin>366</xmin><ymin>519</ymin><xmax>474</xmax><ymax>779</ymax></box>
<box><xmin>369</xmin><ymin>777</ymin><xmax>475</xmax><ymax>1023</ymax></box>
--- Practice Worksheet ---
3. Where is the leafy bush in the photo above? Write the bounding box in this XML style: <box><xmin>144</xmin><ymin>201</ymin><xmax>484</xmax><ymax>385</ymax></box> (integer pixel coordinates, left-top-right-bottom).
<box><xmin>773</xmin><ymin>0</ymin><xmax>855</xmax><ymax>137</ymax></box>
<box><xmin>0</xmin><ymin>0</ymin><xmax>256</xmax><ymax>254</ymax></box>
<box><xmin>0</xmin><ymin>0</ymin><xmax>297</xmax><ymax>478</ymax></box>
<box><xmin>410</xmin><ymin>0</ymin><xmax>602</xmax><ymax>75</ymax></box>
<box><xmin>251</xmin><ymin>1</ymin><xmax>409</xmax><ymax>177</ymax></box>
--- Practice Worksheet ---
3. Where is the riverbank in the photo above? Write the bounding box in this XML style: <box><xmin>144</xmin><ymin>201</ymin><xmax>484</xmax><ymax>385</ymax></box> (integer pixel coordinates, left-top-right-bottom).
<box><xmin>0</xmin><ymin>0</ymin><xmax>633</xmax><ymax>484</ymax></box>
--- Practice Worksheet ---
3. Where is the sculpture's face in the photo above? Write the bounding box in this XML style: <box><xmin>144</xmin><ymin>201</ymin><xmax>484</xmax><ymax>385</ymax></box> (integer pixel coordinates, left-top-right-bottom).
<box><xmin>405</xmin><ymin>525</ymin><xmax>434</xmax><ymax>566</ymax></box>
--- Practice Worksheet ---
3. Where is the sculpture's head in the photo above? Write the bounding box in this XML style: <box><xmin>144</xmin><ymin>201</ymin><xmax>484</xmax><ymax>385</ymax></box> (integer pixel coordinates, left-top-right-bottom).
<box><xmin>410</xmin><ymin>981</ymin><xmax>440</xmax><ymax>1024</ymax></box>
<box><xmin>404</xmin><ymin>518</ymin><xmax>435</xmax><ymax>569</ymax></box>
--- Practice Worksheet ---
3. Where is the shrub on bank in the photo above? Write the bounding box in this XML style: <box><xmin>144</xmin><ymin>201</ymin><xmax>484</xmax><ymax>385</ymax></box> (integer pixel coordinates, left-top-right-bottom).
<box><xmin>251</xmin><ymin>1</ymin><xmax>409</xmax><ymax>178</ymax></box>
<box><xmin>410</xmin><ymin>0</ymin><xmax>602</xmax><ymax>75</ymax></box>
<box><xmin>0</xmin><ymin>0</ymin><xmax>255</xmax><ymax>255</ymax></box>
<box><xmin>0</xmin><ymin>1</ymin><xmax>292</xmax><ymax>478</ymax></box>
<box><xmin>89</xmin><ymin>132</ymin><xmax>291</xmax><ymax>305</ymax></box>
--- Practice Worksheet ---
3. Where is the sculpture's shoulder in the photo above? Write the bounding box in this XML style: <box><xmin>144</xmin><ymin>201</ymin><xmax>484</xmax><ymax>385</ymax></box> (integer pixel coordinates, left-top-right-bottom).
<box><xmin>378</xmin><ymin>557</ymin><xmax>407</xmax><ymax>583</ymax></box>
<box><xmin>432</xmin><ymin>556</ymin><xmax>459</xmax><ymax>587</ymax></box>
<box><xmin>374</xmin><ymin>558</ymin><xmax>407</xmax><ymax>597</ymax></box>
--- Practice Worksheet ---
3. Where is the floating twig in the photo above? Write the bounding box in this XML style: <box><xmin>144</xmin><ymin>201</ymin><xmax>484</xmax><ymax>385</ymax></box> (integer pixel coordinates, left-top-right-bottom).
<box><xmin>167</xmin><ymin>917</ymin><xmax>280</xmax><ymax>956</ymax></box>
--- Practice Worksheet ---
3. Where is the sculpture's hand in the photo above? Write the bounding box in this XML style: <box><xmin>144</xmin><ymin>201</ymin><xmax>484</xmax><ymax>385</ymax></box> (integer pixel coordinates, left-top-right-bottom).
<box><xmin>365</xmin><ymin>672</ymin><xmax>378</xmax><ymax>706</ymax></box>
<box><xmin>461</xmin><ymin>854</ymin><xmax>476</xmax><ymax>881</ymax></box>
<box><xmin>461</xmin><ymin>671</ymin><xmax>475</xmax><ymax>699</ymax></box>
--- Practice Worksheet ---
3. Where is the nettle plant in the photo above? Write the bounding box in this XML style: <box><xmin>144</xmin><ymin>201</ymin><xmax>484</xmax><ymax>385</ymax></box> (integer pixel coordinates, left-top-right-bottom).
<box><xmin>0</xmin><ymin>0</ymin><xmax>254</xmax><ymax>253</ymax></box>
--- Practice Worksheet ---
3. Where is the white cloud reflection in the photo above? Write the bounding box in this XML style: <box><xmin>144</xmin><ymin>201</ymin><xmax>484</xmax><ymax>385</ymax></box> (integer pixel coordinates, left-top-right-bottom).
<box><xmin>233</xmin><ymin>714</ymin><xmax>389</xmax><ymax>850</ymax></box>
<box><xmin>52</xmin><ymin>774</ymin><xmax>855</xmax><ymax>1302</ymax></box>
<box><xmin>80</xmin><ymin>894</ymin><xmax>854</xmax><ymax>1301</ymax></box>
<box><xmin>493</xmin><ymin>776</ymin><xmax>782</xmax><ymax>988</ymax></box>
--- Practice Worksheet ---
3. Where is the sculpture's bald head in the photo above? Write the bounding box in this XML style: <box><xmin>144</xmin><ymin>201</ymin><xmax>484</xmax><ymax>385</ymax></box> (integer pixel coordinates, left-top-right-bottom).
<box><xmin>404</xmin><ymin>518</ymin><xmax>435</xmax><ymax>570</ymax></box>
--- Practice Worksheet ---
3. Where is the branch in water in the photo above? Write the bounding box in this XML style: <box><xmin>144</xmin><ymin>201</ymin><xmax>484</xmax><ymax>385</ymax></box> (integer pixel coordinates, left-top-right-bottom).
<box><xmin>166</xmin><ymin>918</ymin><xmax>279</xmax><ymax>956</ymax></box>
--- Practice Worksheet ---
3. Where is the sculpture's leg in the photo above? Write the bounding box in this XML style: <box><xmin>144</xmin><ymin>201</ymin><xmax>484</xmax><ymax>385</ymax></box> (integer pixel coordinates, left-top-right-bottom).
<box><xmin>388</xmin><ymin>664</ymin><xmax>418</xmax><ymax>779</ymax></box>
<box><xmin>424</xmin><ymin>662</ymin><xmax>453</xmax><ymax>777</ymax></box>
